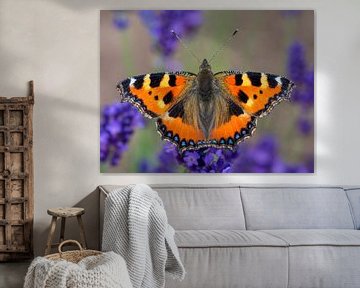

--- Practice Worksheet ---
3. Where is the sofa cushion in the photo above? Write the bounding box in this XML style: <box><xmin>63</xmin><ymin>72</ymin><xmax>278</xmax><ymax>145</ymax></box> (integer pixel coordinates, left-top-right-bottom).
<box><xmin>287</xmin><ymin>246</ymin><xmax>360</xmax><ymax>288</ymax></box>
<box><xmin>345</xmin><ymin>188</ymin><xmax>360</xmax><ymax>229</ymax></box>
<box><xmin>261</xmin><ymin>229</ymin><xmax>360</xmax><ymax>246</ymax></box>
<box><xmin>153</xmin><ymin>186</ymin><xmax>246</xmax><ymax>230</ymax></box>
<box><xmin>259</xmin><ymin>230</ymin><xmax>360</xmax><ymax>288</ymax></box>
<box><xmin>165</xmin><ymin>247</ymin><xmax>288</xmax><ymax>288</ymax></box>
<box><xmin>100</xmin><ymin>185</ymin><xmax>246</xmax><ymax>230</ymax></box>
<box><xmin>175</xmin><ymin>230</ymin><xmax>287</xmax><ymax>247</ymax></box>
<box><xmin>241</xmin><ymin>187</ymin><xmax>355</xmax><ymax>230</ymax></box>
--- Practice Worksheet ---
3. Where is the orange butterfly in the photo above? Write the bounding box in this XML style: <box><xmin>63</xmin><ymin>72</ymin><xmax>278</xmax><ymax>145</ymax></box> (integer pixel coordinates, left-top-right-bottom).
<box><xmin>117</xmin><ymin>58</ymin><xmax>294</xmax><ymax>152</ymax></box>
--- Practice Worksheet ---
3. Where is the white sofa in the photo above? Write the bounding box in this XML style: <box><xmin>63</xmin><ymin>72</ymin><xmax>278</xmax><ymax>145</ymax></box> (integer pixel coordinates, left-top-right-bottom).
<box><xmin>99</xmin><ymin>185</ymin><xmax>360</xmax><ymax>288</ymax></box>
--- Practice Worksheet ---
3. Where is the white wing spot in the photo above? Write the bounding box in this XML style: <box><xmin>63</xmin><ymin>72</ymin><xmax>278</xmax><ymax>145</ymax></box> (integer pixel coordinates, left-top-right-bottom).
<box><xmin>275</xmin><ymin>76</ymin><xmax>282</xmax><ymax>84</ymax></box>
<box><xmin>129</xmin><ymin>78</ymin><xmax>136</xmax><ymax>86</ymax></box>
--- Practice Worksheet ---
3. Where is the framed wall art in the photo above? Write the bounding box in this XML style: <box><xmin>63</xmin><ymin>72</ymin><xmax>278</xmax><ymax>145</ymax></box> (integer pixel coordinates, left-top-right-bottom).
<box><xmin>100</xmin><ymin>10</ymin><xmax>314</xmax><ymax>173</ymax></box>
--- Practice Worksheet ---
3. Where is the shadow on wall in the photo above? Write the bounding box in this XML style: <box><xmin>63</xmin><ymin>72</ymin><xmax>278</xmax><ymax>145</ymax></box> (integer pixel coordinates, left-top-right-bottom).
<box><xmin>0</xmin><ymin>0</ymin><xmax>114</xmax><ymax>257</ymax></box>
<box><xmin>0</xmin><ymin>48</ymin><xmax>101</xmax><ymax>256</ymax></box>
<box><xmin>32</xmin><ymin>89</ymin><xmax>100</xmax><ymax>256</ymax></box>
<box><xmin>34</xmin><ymin>100</ymin><xmax>98</xmax><ymax>256</ymax></box>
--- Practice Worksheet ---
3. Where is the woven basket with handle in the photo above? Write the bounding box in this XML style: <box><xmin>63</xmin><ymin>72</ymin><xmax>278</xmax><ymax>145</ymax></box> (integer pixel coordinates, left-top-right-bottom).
<box><xmin>45</xmin><ymin>240</ymin><xmax>102</xmax><ymax>263</ymax></box>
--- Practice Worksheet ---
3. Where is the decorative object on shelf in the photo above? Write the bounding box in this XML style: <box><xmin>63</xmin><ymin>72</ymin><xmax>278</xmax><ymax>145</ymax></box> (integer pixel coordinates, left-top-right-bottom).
<box><xmin>0</xmin><ymin>81</ymin><xmax>34</xmax><ymax>261</ymax></box>
<box><xmin>45</xmin><ymin>207</ymin><xmax>87</xmax><ymax>255</ymax></box>
<box><xmin>24</xmin><ymin>240</ymin><xmax>133</xmax><ymax>288</ymax></box>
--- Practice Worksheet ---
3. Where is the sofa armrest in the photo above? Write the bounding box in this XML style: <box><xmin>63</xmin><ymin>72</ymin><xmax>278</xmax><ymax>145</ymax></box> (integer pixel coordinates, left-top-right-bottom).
<box><xmin>99</xmin><ymin>186</ymin><xmax>109</xmax><ymax>250</ymax></box>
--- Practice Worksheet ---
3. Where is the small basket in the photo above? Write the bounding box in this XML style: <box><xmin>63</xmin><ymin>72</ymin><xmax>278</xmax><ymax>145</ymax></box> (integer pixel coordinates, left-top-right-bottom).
<box><xmin>45</xmin><ymin>240</ymin><xmax>102</xmax><ymax>263</ymax></box>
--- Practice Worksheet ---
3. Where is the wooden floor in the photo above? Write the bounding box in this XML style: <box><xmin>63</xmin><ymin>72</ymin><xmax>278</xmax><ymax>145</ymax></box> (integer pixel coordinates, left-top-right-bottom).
<box><xmin>0</xmin><ymin>261</ymin><xmax>30</xmax><ymax>288</ymax></box>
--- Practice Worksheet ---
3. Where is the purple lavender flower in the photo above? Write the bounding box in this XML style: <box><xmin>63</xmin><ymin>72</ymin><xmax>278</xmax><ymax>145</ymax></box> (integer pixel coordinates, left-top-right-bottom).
<box><xmin>287</xmin><ymin>40</ymin><xmax>314</xmax><ymax>141</ymax></box>
<box><xmin>149</xmin><ymin>135</ymin><xmax>313</xmax><ymax>173</ymax></box>
<box><xmin>302</xmin><ymin>69</ymin><xmax>314</xmax><ymax>107</ymax></box>
<box><xmin>138</xmin><ymin>160</ymin><xmax>150</xmax><ymax>173</ymax></box>
<box><xmin>297</xmin><ymin>116</ymin><xmax>312</xmax><ymax>135</ymax></box>
<box><xmin>287</xmin><ymin>42</ymin><xmax>314</xmax><ymax>108</ymax></box>
<box><xmin>229</xmin><ymin>135</ymin><xmax>313</xmax><ymax>173</ymax></box>
<box><xmin>178</xmin><ymin>147</ymin><xmax>237</xmax><ymax>173</ymax></box>
<box><xmin>148</xmin><ymin>142</ymin><xmax>237</xmax><ymax>173</ymax></box>
<box><xmin>139</xmin><ymin>10</ymin><xmax>203</xmax><ymax>56</ymax></box>
<box><xmin>288</xmin><ymin>41</ymin><xmax>307</xmax><ymax>84</ymax></box>
<box><xmin>230</xmin><ymin>136</ymin><xmax>277</xmax><ymax>173</ymax></box>
<box><xmin>138</xmin><ymin>11</ymin><xmax>159</xmax><ymax>36</ymax></box>
<box><xmin>148</xmin><ymin>142</ymin><xmax>179</xmax><ymax>173</ymax></box>
<box><xmin>113</xmin><ymin>11</ymin><xmax>129</xmax><ymax>30</ymax></box>
<box><xmin>183</xmin><ymin>151</ymin><xmax>200</xmax><ymax>167</ymax></box>
<box><xmin>100</xmin><ymin>102</ymin><xmax>144</xmax><ymax>166</ymax></box>
<box><xmin>306</xmin><ymin>157</ymin><xmax>315</xmax><ymax>173</ymax></box>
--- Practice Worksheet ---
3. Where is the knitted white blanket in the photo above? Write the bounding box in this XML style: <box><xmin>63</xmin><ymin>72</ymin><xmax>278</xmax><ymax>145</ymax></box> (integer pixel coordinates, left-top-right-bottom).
<box><xmin>24</xmin><ymin>251</ymin><xmax>132</xmax><ymax>288</ymax></box>
<box><xmin>102</xmin><ymin>184</ymin><xmax>185</xmax><ymax>288</ymax></box>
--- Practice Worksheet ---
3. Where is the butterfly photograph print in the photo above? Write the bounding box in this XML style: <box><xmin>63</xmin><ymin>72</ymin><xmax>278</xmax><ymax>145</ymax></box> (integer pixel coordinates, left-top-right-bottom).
<box><xmin>100</xmin><ymin>10</ymin><xmax>314</xmax><ymax>173</ymax></box>
<box><xmin>117</xmin><ymin>58</ymin><xmax>294</xmax><ymax>152</ymax></box>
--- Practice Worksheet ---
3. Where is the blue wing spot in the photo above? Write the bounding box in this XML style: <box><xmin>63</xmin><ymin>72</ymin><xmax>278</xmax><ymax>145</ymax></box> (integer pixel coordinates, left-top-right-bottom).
<box><xmin>189</xmin><ymin>140</ymin><xmax>195</xmax><ymax>146</ymax></box>
<box><xmin>220</xmin><ymin>138</ymin><xmax>226</xmax><ymax>144</ymax></box>
<box><xmin>180</xmin><ymin>140</ymin><xmax>187</xmax><ymax>147</ymax></box>
<box><xmin>166</xmin><ymin>131</ymin><xmax>173</xmax><ymax>138</ymax></box>
<box><xmin>228</xmin><ymin>138</ymin><xmax>234</xmax><ymax>145</ymax></box>
<box><xmin>234</xmin><ymin>132</ymin><xmax>240</xmax><ymax>140</ymax></box>
<box><xmin>173</xmin><ymin>135</ymin><xmax>180</xmax><ymax>142</ymax></box>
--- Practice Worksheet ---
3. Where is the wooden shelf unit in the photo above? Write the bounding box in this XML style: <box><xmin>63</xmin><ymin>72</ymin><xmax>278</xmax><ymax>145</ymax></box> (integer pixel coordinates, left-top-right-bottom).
<box><xmin>0</xmin><ymin>81</ymin><xmax>34</xmax><ymax>261</ymax></box>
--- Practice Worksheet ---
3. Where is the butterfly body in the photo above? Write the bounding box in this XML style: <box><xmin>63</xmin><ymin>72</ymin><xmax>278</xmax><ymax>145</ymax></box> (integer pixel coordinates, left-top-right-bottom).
<box><xmin>197</xmin><ymin>59</ymin><xmax>214</xmax><ymax>101</ymax></box>
<box><xmin>117</xmin><ymin>59</ymin><xmax>294</xmax><ymax>152</ymax></box>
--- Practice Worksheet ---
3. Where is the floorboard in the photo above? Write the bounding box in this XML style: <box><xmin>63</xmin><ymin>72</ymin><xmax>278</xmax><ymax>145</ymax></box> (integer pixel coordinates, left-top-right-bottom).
<box><xmin>0</xmin><ymin>261</ymin><xmax>30</xmax><ymax>288</ymax></box>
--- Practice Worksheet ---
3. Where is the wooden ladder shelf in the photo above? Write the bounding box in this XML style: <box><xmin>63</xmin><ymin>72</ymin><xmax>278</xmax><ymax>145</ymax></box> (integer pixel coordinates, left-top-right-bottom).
<box><xmin>0</xmin><ymin>81</ymin><xmax>34</xmax><ymax>261</ymax></box>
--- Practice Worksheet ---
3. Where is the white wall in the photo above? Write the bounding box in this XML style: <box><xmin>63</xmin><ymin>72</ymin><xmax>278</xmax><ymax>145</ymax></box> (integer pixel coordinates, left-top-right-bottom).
<box><xmin>0</xmin><ymin>0</ymin><xmax>359</xmax><ymax>256</ymax></box>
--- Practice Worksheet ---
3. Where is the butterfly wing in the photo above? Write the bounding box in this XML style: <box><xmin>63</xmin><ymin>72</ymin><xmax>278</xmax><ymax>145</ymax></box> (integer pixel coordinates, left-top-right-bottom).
<box><xmin>117</xmin><ymin>72</ymin><xmax>197</xmax><ymax>118</ymax></box>
<box><xmin>157</xmin><ymin>116</ymin><xmax>205</xmax><ymax>151</ymax></box>
<box><xmin>118</xmin><ymin>71</ymin><xmax>206</xmax><ymax>150</ymax></box>
<box><xmin>215</xmin><ymin>71</ymin><xmax>294</xmax><ymax>117</ymax></box>
<box><xmin>201</xmin><ymin>71</ymin><xmax>294</xmax><ymax>150</ymax></box>
<box><xmin>209</xmin><ymin>109</ymin><xmax>258</xmax><ymax>149</ymax></box>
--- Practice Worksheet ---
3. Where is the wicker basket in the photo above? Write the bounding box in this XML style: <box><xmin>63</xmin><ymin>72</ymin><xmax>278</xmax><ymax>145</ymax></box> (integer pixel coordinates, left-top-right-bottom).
<box><xmin>45</xmin><ymin>240</ymin><xmax>102</xmax><ymax>263</ymax></box>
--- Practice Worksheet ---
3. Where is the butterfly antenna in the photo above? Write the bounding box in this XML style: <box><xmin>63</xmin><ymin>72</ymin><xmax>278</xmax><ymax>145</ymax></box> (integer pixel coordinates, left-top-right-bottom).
<box><xmin>208</xmin><ymin>29</ymin><xmax>239</xmax><ymax>63</ymax></box>
<box><xmin>171</xmin><ymin>30</ymin><xmax>201</xmax><ymax>64</ymax></box>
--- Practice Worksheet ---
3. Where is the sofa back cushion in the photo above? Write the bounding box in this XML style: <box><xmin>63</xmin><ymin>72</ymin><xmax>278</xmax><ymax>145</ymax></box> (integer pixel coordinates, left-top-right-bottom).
<box><xmin>153</xmin><ymin>186</ymin><xmax>246</xmax><ymax>230</ymax></box>
<box><xmin>240</xmin><ymin>187</ymin><xmax>355</xmax><ymax>230</ymax></box>
<box><xmin>345</xmin><ymin>188</ymin><xmax>360</xmax><ymax>229</ymax></box>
